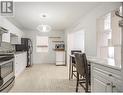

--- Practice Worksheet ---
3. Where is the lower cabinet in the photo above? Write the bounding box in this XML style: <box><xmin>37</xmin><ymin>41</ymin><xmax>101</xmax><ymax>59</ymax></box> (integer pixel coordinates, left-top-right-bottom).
<box><xmin>56</xmin><ymin>51</ymin><xmax>65</xmax><ymax>66</ymax></box>
<box><xmin>14</xmin><ymin>52</ymin><xmax>27</xmax><ymax>77</ymax></box>
<box><xmin>91</xmin><ymin>63</ymin><xmax>122</xmax><ymax>92</ymax></box>
<box><xmin>93</xmin><ymin>76</ymin><xmax>112</xmax><ymax>92</ymax></box>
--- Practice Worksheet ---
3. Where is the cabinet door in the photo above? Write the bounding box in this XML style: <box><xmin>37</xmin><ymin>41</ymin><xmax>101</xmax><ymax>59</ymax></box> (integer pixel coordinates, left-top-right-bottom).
<box><xmin>112</xmin><ymin>77</ymin><xmax>122</xmax><ymax>92</ymax></box>
<box><xmin>93</xmin><ymin>78</ymin><xmax>110</xmax><ymax>92</ymax></box>
<box><xmin>14</xmin><ymin>52</ymin><xmax>27</xmax><ymax>77</ymax></box>
<box><xmin>14</xmin><ymin>55</ymin><xmax>20</xmax><ymax>77</ymax></box>
<box><xmin>56</xmin><ymin>51</ymin><xmax>65</xmax><ymax>61</ymax></box>
<box><xmin>2</xmin><ymin>32</ymin><xmax>10</xmax><ymax>43</ymax></box>
<box><xmin>93</xmin><ymin>73</ymin><xmax>112</xmax><ymax>92</ymax></box>
<box><xmin>56</xmin><ymin>51</ymin><xmax>65</xmax><ymax>65</ymax></box>
<box><xmin>11</xmin><ymin>36</ymin><xmax>21</xmax><ymax>44</ymax></box>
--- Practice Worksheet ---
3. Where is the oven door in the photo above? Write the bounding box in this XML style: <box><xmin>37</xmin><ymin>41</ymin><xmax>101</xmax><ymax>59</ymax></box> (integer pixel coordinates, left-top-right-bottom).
<box><xmin>0</xmin><ymin>58</ymin><xmax>14</xmax><ymax>87</ymax></box>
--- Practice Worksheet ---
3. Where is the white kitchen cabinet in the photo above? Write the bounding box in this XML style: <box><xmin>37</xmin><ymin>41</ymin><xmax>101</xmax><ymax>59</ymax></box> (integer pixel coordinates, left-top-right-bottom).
<box><xmin>91</xmin><ymin>63</ymin><xmax>122</xmax><ymax>92</ymax></box>
<box><xmin>2</xmin><ymin>32</ymin><xmax>10</xmax><ymax>43</ymax></box>
<box><xmin>0</xmin><ymin>17</ymin><xmax>23</xmax><ymax>39</ymax></box>
<box><xmin>56</xmin><ymin>51</ymin><xmax>65</xmax><ymax>66</ymax></box>
<box><xmin>14</xmin><ymin>52</ymin><xmax>27</xmax><ymax>77</ymax></box>
<box><xmin>93</xmin><ymin>77</ymin><xmax>111</xmax><ymax>92</ymax></box>
<box><xmin>11</xmin><ymin>35</ymin><xmax>21</xmax><ymax>44</ymax></box>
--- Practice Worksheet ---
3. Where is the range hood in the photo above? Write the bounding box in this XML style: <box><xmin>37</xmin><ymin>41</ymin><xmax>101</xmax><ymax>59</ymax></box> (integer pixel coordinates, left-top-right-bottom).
<box><xmin>0</xmin><ymin>26</ymin><xmax>8</xmax><ymax>34</ymax></box>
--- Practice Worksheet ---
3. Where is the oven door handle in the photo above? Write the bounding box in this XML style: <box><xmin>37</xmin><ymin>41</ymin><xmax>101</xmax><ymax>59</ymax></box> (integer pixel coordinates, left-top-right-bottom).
<box><xmin>0</xmin><ymin>76</ymin><xmax>15</xmax><ymax>92</ymax></box>
<box><xmin>0</xmin><ymin>59</ymin><xmax>14</xmax><ymax>66</ymax></box>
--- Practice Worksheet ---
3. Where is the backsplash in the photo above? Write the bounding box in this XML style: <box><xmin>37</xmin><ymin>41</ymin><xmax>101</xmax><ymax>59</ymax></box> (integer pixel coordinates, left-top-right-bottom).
<box><xmin>0</xmin><ymin>34</ymin><xmax>14</xmax><ymax>52</ymax></box>
<box><xmin>0</xmin><ymin>42</ymin><xmax>14</xmax><ymax>52</ymax></box>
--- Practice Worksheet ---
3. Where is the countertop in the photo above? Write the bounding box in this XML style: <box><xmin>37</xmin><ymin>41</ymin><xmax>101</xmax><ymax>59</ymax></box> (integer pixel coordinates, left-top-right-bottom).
<box><xmin>87</xmin><ymin>56</ymin><xmax>121</xmax><ymax>71</ymax></box>
<box><xmin>69</xmin><ymin>54</ymin><xmax>121</xmax><ymax>70</ymax></box>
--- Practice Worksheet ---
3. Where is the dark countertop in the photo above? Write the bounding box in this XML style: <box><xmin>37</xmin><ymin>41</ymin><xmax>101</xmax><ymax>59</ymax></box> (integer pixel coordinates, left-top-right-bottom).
<box><xmin>54</xmin><ymin>49</ymin><xmax>65</xmax><ymax>51</ymax></box>
<box><xmin>14</xmin><ymin>51</ymin><xmax>27</xmax><ymax>55</ymax></box>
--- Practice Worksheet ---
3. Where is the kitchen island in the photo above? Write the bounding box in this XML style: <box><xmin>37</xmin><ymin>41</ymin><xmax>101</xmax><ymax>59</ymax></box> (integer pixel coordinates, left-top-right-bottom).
<box><xmin>69</xmin><ymin>54</ymin><xmax>122</xmax><ymax>92</ymax></box>
<box><xmin>88</xmin><ymin>57</ymin><xmax>122</xmax><ymax>92</ymax></box>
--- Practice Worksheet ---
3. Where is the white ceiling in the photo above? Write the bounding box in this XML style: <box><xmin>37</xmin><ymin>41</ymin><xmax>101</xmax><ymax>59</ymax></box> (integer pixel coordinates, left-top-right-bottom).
<box><xmin>7</xmin><ymin>2</ymin><xmax>100</xmax><ymax>31</ymax></box>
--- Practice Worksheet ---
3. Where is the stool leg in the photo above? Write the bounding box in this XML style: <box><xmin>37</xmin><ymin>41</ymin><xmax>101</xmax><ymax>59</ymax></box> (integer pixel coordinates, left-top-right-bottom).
<box><xmin>76</xmin><ymin>72</ymin><xmax>79</xmax><ymax>92</ymax></box>
<box><xmin>71</xmin><ymin>65</ymin><xmax>73</xmax><ymax>79</ymax></box>
<box><xmin>85</xmin><ymin>75</ymin><xmax>88</xmax><ymax>92</ymax></box>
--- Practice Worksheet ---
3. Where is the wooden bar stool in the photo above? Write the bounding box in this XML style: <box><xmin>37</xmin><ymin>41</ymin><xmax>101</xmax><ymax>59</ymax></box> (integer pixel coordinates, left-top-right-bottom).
<box><xmin>74</xmin><ymin>53</ymin><xmax>90</xmax><ymax>92</ymax></box>
<box><xmin>71</xmin><ymin>50</ymin><xmax>82</xmax><ymax>79</ymax></box>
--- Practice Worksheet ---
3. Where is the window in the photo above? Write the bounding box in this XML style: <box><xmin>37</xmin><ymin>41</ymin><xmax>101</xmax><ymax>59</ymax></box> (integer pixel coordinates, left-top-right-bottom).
<box><xmin>104</xmin><ymin>13</ymin><xmax>111</xmax><ymax>31</ymax></box>
<box><xmin>97</xmin><ymin>8</ymin><xmax>121</xmax><ymax>67</ymax></box>
<box><xmin>103</xmin><ymin>12</ymin><xmax>114</xmax><ymax>59</ymax></box>
<box><xmin>36</xmin><ymin>36</ymin><xmax>49</xmax><ymax>52</ymax></box>
<box><xmin>108</xmin><ymin>47</ymin><xmax>114</xmax><ymax>59</ymax></box>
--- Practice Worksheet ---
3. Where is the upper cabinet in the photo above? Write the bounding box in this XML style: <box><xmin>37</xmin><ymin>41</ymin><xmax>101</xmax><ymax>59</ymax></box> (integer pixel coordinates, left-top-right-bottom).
<box><xmin>10</xmin><ymin>33</ymin><xmax>21</xmax><ymax>44</ymax></box>
<box><xmin>0</xmin><ymin>16</ymin><xmax>24</xmax><ymax>43</ymax></box>
<box><xmin>0</xmin><ymin>26</ymin><xmax>10</xmax><ymax>43</ymax></box>
<box><xmin>2</xmin><ymin>32</ymin><xmax>10</xmax><ymax>43</ymax></box>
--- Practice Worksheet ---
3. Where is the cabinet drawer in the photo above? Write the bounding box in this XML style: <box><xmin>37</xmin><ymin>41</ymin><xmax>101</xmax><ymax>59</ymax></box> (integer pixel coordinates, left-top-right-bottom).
<box><xmin>92</xmin><ymin>63</ymin><xmax>123</xmax><ymax>92</ymax></box>
<box><xmin>112</xmin><ymin>79</ymin><xmax>122</xmax><ymax>92</ymax></box>
<box><xmin>93</xmin><ymin>68</ymin><xmax>113</xmax><ymax>82</ymax></box>
<box><xmin>93</xmin><ymin>77</ymin><xmax>112</xmax><ymax>92</ymax></box>
<box><xmin>92</xmin><ymin>63</ymin><xmax>122</xmax><ymax>80</ymax></box>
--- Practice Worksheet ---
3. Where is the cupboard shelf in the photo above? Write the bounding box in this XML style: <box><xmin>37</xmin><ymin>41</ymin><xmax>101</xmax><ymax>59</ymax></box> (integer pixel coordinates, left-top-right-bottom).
<box><xmin>37</xmin><ymin>45</ymin><xmax>48</xmax><ymax>47</ymax></box>
<box><xmin>52</xmin><ymin>41</ymin><xmax>64</xmax><ymax>43</ymax></box>
<box><xmin>49</xmin><ymin>37</ymin><xmax>61</xmax><ymax>38</ymax></box>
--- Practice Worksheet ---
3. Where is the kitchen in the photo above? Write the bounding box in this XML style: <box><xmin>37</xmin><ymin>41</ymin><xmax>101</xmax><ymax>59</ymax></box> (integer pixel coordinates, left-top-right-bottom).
<box><xmin>0</xmin><ymin>1</ymin><xmax>123</xmax><ymax>93</ymax></box>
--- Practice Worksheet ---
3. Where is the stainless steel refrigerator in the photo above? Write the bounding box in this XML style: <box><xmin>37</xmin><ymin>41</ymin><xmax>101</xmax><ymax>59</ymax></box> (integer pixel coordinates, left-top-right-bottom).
<box><xmin>15</xmin><ymin>38</ymin><xmax>33</xmax><ymax>67</ymax></box>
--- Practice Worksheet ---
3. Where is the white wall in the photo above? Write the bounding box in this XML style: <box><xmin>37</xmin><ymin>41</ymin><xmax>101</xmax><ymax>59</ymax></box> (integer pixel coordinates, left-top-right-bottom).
<box><xmin>66</xmin><ymin>2</ymin><xmax>121</xmax><ymax>56</ymax></box>
<box><xmin>24</xmin><ymin>30</ymin><xmax>65</xmax><ymax>64</ymax></box>
<box><xmin>68</xmin><ymin>29</ymin><xmax>85</xmax><ymax>51</ymax></box>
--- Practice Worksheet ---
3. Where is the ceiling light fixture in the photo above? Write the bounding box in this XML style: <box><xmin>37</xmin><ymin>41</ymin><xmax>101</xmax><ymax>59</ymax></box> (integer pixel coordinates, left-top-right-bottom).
<box><xmin>37</xmin><ymin>24</ymin><xmax>51</xmax><ymax>32</ymax></box>
<box><xmin>37</xmin><ymin>13</ymin><xmax>51</xmax><ymax>32</ymax></box>
<box><xmin>40</xmin><ymin>13</ymin><xmax>48</xmax><ymax>19</ymax></box>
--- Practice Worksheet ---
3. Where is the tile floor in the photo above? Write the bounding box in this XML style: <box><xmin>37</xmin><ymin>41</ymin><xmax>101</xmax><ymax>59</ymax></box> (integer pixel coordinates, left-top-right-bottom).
<box><xmin>10</xmin><ymin>63</ymin><xmax>84</xmax><ymax>92</ymax></box>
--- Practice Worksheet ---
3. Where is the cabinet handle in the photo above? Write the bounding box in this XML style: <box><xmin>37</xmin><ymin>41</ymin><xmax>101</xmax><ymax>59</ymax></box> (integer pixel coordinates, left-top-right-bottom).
<box><xmin>112</xmin><ymin>85</ymin><xmax>116</xmax><ymax>92</ymax></box>
<box><xmin>106</xmin><ymin>83</ymin><xmax>111</xmax><ymax>85</ymax></box>
<box><xmin>112</xmin><ymin>85</ymin><xmax>116</xmax><ymax>88</ymax></box>
<box><xmin>108</xmin><ymin>74</ymin><xmax>112</xmax><ymax>76</ymax></box>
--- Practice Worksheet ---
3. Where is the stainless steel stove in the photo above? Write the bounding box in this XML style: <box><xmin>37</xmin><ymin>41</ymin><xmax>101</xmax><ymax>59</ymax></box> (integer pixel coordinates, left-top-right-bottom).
<box><xmin>0</xmin><ymin>53</ymin><xmax>15</xmax><ymax>92</ymax></box>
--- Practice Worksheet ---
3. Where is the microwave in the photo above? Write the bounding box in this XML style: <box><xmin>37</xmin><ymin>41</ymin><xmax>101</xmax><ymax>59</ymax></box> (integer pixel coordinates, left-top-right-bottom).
<box><xmin>55</xmin><ymin>44</ymin><xmax>65</xmax><ymax>49</ymax></box>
